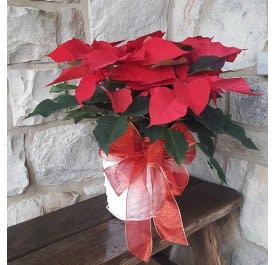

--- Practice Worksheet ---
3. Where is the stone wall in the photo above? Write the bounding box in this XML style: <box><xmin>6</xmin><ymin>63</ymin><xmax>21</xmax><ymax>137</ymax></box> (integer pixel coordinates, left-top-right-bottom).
<box><xmin>7</xmin><ymin>1</ymin><xmax>267</xmax><ymax>265</ymax></box>
<box><xmin>168</xmin><ymin>1</ymin><xmax>268</xmax><ymax>265</ymax></box>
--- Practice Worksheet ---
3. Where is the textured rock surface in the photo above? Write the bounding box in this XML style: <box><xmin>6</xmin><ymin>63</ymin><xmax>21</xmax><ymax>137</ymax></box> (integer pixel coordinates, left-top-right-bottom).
<box><xmin>169</xmin><ymin>0</ymin><xmax>205</xmax><ymax>41</ymax></box>
<box><xmin>257</xmin><ymin>52</ymin><xmax>268</xmax><ymax>75</ymax></box>
<box><xmin>83</xmin><ymin>178</ymin><xmax>105</xmax><ymax>198</ymax></box>
<box><xmin>8</xmin><ymin>198</ymin><xmax>43</xmax><ymax>227</ymax></box>
<box><xmin>59</xmin><ymin>8</ymin><xmax>85</xmax><ymax>43</ymax></box>
<box><xmin>241</xmin><ymin>164</ymin><xmax>268</xmax><ymax>248</ymax></box>
<box><xmin>185</xmin><ymin>150</ymin><xmax>224</xmax><ymax>184</ymax></box>
<box><xmin>230</xmin><ymin>77</ymin><xmax>268</xmax><ymax>126</ymax></box>
<box><xmin>7</xmin><ymin>191</ymin><xmax>79</xmax><ymax>226</ymax></box>
<box><xmin>30</xmin><ymin>123</ymin><xmax>103</xmax><ymax>186</ymax></box>
<box><xmin>31</xmin><ymin>0</ymin><xmax>79</xmax><ymax>2</ymax></box>
<box><xmin>7</xmin><ymin>133</ymin><xmax>29</xmax><ymax>196</ymax></box>
<box><xmin>198</xmin><ymin>0</ymin><xmax>267</xmax><ymax>70</ymax></box>
<box><xmin>216</xmin><ymin>129</ymin><xmax>268</xmax><ymax>164</ymax></box>
<box><xmin>8</xmin><ymin>69</ymin><xmax>61</xmax><ymax>126</ymax></box>
<box><xmin>7</xmin><ymin>6</ymin><xmax>57</xmax><ymax>63</ymax></box>
<box><xmin>89</xmin><ymin>0</ymin><xmax>169</xmax><ymax>42</ymax></box>
<box><xmin>41</xmin><ymin>191</ymin><xmax>79</xmax><ymax>213</ymax></box>
<box><xmin>225</xmin><ymin>159</ymin><xmax>248</xmax><ymax>192</ymax></box>
<box><xmin>231</xmin><ymin>241</ymin><xmax>268</xmax><ymax>265</ymax></box>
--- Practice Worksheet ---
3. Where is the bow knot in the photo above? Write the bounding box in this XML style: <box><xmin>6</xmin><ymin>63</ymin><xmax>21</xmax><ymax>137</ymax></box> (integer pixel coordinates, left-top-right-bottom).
<box><xmin>142</xmin><ymin>139</ymin><xmax>164</xmax><ymax>167</ymax></box>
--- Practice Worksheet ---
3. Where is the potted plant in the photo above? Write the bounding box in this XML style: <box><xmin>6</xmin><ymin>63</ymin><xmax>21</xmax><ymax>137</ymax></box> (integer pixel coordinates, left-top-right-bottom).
<box><xmin>26</xmin><ymin>31</ymin><xmax>258</xmax><ymax>262</ymax></box>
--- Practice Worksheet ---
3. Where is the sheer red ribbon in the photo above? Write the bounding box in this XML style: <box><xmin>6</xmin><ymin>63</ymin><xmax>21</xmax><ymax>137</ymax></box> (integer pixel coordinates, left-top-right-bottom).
<box><xmin>99</xmin><ymin>122</ymin><xmax>196</xmax><ymax>262</ymax></box>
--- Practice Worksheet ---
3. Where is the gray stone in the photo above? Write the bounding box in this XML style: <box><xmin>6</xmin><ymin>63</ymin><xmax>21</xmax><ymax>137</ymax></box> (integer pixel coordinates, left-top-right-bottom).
<box><xmin>31</xmin><ymin>0</ymin><xmax>79</xmax><ymax>2</ymax></box>
<box><xmin>185</xmin><ymin>149</ymin><xmax>224</xmax><ymax>184</ymax></box>
<box><xmin>257</xmin><ymin>52</ymin><xmax>268</xmax><ymax>76</ymax></box>
<box><xmin>230</xmin><ymin>77</ymin><xmax>268</xmax><ymax>126</ymax></box>
<box><xmin>59</xmin><ymin>8</ymin><xmax>85</xmax><ymax>43</ymax></box>
<box><xmin>41</xmin><ymin>191</ymin><xmax>79</xmax><ymax>213</ymax></box>
<box><xmin>83</xmin><ymin>178</ymin><xmax>105</xmax><ymax>197</ymax></box>
<box><xmin>241</xmin><ymin>164</ymin><xmax>267</xmax><ymax>248</ymax></box>
<box><xmin>216</xmin><ymin>129</ymin><xmax>268</xmax><ymax>164</ymax></box>
<box><xmin>7</xmin><ymin>133</ymin><xmax>29</xmax><ymax>197</ymax></box>
<box><xmin>225</xmin><ymin>159</ymin><xmax>248</xmax><ymax>192</ymax></box>
<box><xmin>168</xmin><ymin>0</ymin><xmax>205</xmax><ymax>41</ymax></box>
<box><xmin>8</xmin><ymin>69</ymin><xmax>62</xmax><ymax>126</ymax></box>
<box><xmin>89</xmin><ymin>0</ymin><xmax>169</xmax><ymax>42</ymax></box>
<box><xmin>8</xmin><ymin>6</ymin><xmax>57</xmax><ymax>64</ymax></box>
<box><xmin>198</xmin><ymin>0</ymin><xmax>267</xmax><ymax>70</ymax></box>
<box><xmin>7</xmin><ymin>191</ymin><xmax>79</xmax><ymax>226</ymax></box>
<box><xmin>209</xmin><ymin>94</ymin><xmax>228</xmax><ymax>113</ymax></box>
<box><xmin>231</xmin><ymin>241</ymin><xmax>267</xmax><ymax>265</ymax></box>
<box><xmin>8</xmin><ymin>197</ymin><xmax>43</xmax><ymax>227</ymax></box>
<box><xmin>30</xmin><ymin>123</ymin><xmax>103</xmax><ymax>186</ymax></box>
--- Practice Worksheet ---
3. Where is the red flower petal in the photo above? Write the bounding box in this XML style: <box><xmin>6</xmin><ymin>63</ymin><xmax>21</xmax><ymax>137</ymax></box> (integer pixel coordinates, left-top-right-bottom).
<box><xmin>174</xmin><ymin>78</ymin><xmax>210</xmax><ymax>116</ymax></box>
<box><xmin>149</xmin><ymin>87</ymin><xmax>188</xmax><ymax>126</ymax></box>
<box><xmin>84</xmin><ymin>41</ymin><xmax>127</xmax><ymax>70</ymax></box>
<box><xmin>211</xmin><ymin>78</ymin><xmax>259</xmax><ymax>95</ymax></box>
<box><xmin>126</xmin><ymin>78</ymin><xmax>176</xmax><ymax>91</ymax></box>
<box><xmin>128</xmin><ymin>38</ymin><xmax>188</xmax><ymax>65</ymax></box>
<box><xmin>182</xmin><ymin>36</ymin><xmax>242</xmax><ymax>63</ymax></box>
<box><xmin>48</xmin><ymin>38</ymin><xmax>91</xmax><ymax>62</ymax></box>
<box><xmin>102</xmin><ymin>87</ymin><xmax>133</xmax><ymax>113</ymax></box>
<box><xmin>121</xmin><ymin>31</ymin><xmax>165</xmax><ymax>53</ymax></box>
<box><xmin>111</xmin><ymin>63</ymin><xmax>176</xmax><ymax>87</ymax></box>
<box><xmin>175</xmin><ymin>64</ymin><xmax>188</xmax><ymax>80</ymax></box>
<box><xmin>48</xmin><ymin>65</ymin><xmax>89</xmax><ymax>85</ymax></box>
<box><xmin>75</xmin><ymin>72</ymin><xmax>103</xmax><ymax>104</ymax></box>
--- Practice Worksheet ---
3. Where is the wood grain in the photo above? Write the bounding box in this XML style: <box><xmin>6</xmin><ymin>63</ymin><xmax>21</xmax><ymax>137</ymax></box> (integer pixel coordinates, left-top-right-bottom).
<box><xmin>189</xmin><ymin>222</ymin><xmax>225</xmax><ymax>265</ymax></box>
<box><xmin>8</xmin><ymin>179</ymin><xmax>241</xmax><ymax>265</ymax></box>
<box><xmin>8</xmin><ymin>194</ymin><xmax>113</xmax><ymax>261</ymax></box>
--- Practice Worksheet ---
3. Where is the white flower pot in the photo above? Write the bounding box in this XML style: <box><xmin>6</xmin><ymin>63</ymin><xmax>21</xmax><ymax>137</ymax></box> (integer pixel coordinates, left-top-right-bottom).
<box><xmin>103</xmin><ymin>158</ymin><xmax>154</xmax><ymax>221</ymax></box>
<box><xmin>103</xmin><ymin>159</ymin><xmax>128</xmax><ymax>220</ymax></box>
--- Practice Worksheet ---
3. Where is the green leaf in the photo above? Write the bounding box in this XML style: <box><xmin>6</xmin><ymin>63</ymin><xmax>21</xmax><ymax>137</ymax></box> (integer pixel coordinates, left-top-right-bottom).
<box><xmin>193</xmin><ymin>106</ymin><xmax>225</xmax><ymax>134</ymax></box>
<box><xmin>125</xmin><ymin>96</ymin><xmax>149</xmax><ymax>117</ymax></box>
<box><xmin>101</xmin><ymin>80</ymin><xmax>126</xmax><ymax>91</ymax></box>
<box><xmin>189</xmin><ymin>56</ymin><xmax>225</xmax><ymax>75</ymax></box>
<box><xmin>198</xmin><ymin>136</ymin><xmax>215</xmax><ymax>157</ymax></box>
<box><xmin>50</xmin><ymin>83</ymin><xmax>76</xmax><ymax>93</ymax></box>
<box><xmin>25</xmin><ymin>95</ymin><xmax>78</xmax><ymax>119</ymax></box>
<box><xmin>143</xmin><ymin>125</ymin><xmax>166</xmax><ymax>143</ymax></box>
<box><xmin>63</xmin><ymin>108</ymin><xmax>96</xmax><ymax>124</ymax></box>
<box><xmin>208</xmin><ymin>157</ymin><xmax>227</xmax><ymax>184</ymax></box>
<box><xmin>93</xmin><ymin>115</ymin><xmax>128</xmax><ymax>154</ymax></box>
<box><xmin>163</xmin><ymin>129</ymin><xmax>188</xmax><ymax>165</ymax></box>
<box><xmin>187</xmin><ymin>119</ymin><xmax>215</xmax><ymax>138</ymax></box>
<box><xmin>224</xmin><ymin>115</ymin><xmax>258</xmax><ymax>150</ymax></box>
<box><xmin>89</xmin><ymin>86</ymin><xmax>109</xmax><ymax>103</ymax></box>
<box><xmin>197</xmin><ymin>138</ymin><xmax>226</xmax><ymax>183</ymax></box>
<box><xmin>54</xmin><ymin>94</ymin><xmax>78</xmax><ymax>107</ymax></box>
<box><xmin>25</xmin><ymin>100</ymin><xmax>59</xmax><ymax>118</ymax></box>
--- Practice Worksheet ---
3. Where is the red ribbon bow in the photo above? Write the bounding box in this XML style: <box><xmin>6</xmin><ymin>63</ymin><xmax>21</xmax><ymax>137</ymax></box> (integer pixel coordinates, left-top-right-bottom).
<box><xmin>100</xmin><ymin>122</ymin><xmax>196</xmax><ymax>262</ymax></box>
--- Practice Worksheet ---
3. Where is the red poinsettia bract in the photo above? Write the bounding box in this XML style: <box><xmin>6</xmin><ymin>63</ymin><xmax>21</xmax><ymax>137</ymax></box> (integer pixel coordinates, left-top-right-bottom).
<box><xmin>47</xmin><ymin>31</ymin><xmax>256</xmax><ymax>126</ymax></box>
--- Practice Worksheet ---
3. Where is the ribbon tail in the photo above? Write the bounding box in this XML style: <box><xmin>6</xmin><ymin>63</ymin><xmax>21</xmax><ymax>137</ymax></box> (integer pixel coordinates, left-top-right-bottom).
<box><xmin>125</xmin><ymin>167</ymin><xmax>152</xmax><ymax>262</ymax></box>
<box><xmin>152</xmin><ymin>168</ymin><xmax>188</xmax><ymax>245</ymax></box>
<box><xmin>126</xmin><ymin>220</ymin><xmax>152</xmax><ymax>263</ymax></box>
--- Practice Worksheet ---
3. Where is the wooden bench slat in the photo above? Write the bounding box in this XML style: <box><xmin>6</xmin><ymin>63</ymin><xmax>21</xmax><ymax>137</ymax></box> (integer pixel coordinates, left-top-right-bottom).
<box><xmin>7</xmin><ymin>177</ymin><xmax>202</xmax><ymax>262</ymax></box>
<box><xmin>8</xmin><ymin>194</ymin><xmax>113</xmax><ymax>261</ymax></box>
<box><xmin>8</xmin><ymin>181</ymin><xmax>241</xmax><ymax>265</ymax></box>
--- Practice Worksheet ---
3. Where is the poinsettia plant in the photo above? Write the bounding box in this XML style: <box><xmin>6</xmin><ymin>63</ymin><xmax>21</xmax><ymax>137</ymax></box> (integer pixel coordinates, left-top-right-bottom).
<box><xmin>27</xmin><ymin>31</ymin><xmax>258</xmax><ymax>183</ymax></box>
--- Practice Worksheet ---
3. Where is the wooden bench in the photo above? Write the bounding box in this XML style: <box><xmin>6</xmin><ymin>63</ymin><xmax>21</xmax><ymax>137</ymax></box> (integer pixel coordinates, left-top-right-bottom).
<box><xmin>7</xmin><ymin>177</ymin><xmax>242</xmax><ymax>265</ymax></box>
